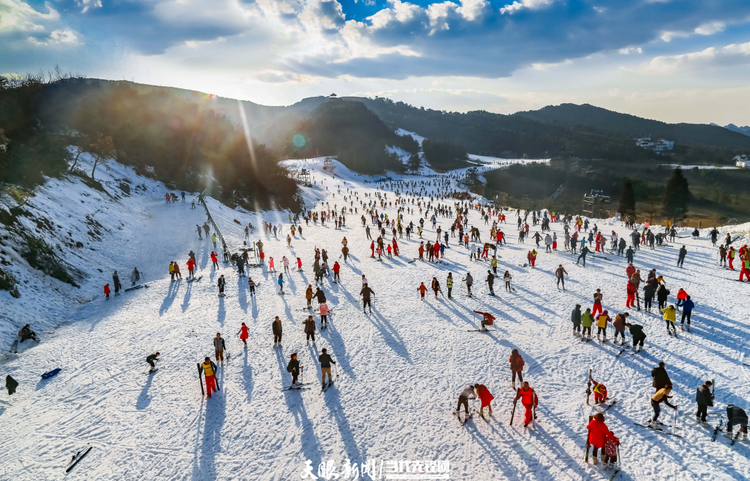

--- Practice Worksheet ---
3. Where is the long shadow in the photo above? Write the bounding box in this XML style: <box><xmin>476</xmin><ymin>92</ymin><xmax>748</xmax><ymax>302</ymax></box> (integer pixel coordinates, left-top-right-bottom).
<box><xmin>136</xmin><ymin>372</ymin><xmax>156</xmax><ymax>410</ymax></box>
<box><xmin>369</xmin><ymin>307</ymin><xmax>413</xmax><ymax>364</ymax></box>
<box><xmin>236</xmin><ymin>277</ymin><xmax>248</xmax><ymax>314</ymax></box>
<box><xmin>251</xmin><ymin>291</ymin><xmax>260</xmax><ymax>319</ymax></box>
<box><xmin>181</xmin><ymin>280</ymin><xmax>193</xmax><ymax>313</ymax></box>
<box><xmin>320</xmin><ymin>318</ymin><xmax>356</xmax><ymax>380</ymax></box>
<box><xmin>197</xmin><ymin>379</ymin><xmax>227</xmax><ymax>479</ymax></box>
<box><xmin>274</xmin><ymin>345</ymin><xmax>324</xmax><ymax>469</ymax></box>
<box><xmin>217</xmin><ymin>297</ymin><xmax>226</xmax><ymax>326</ymax></box>
<box><xmin>242</xmin><ymin>347</ymin><xmax>253</xmax><ymax>403</ymax></box>
<box><xmin>159</xmin><ymin>280</ymin><xmax>180</xmax><ymax>315</ymax></box>
<box><xmin>322</xmin><ymin>386</ymin><xmax>365</xmax><ymax>466</ymax></box>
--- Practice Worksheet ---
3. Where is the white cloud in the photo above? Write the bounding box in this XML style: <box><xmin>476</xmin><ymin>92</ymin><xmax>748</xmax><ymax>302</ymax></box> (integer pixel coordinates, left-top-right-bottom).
<box><xmin>0</xmin><ymin>0</ymin><xmax>59</xmax><ymax>32</ymax></box>
<box><xmin>643</xmin><ymin>42</ymin><xmax>750</xmax><ymax>74</ymax></box>
<box><xmin>500</xmin><ymin>0</ymin><xmax>555</xmax><ymax>15</ymax></box>
<box><xmin>76</xmin><ymin>0</ymin><xmax>102</xmax><ymax>14</ymax></box>
<box><xmin>618</xmin><ymin>47</ymin><xmax>642</xmax><ymax>55</ymax></box>
<box><xmin>694</xmin><ymin>21</ymin><xmax>725</xmax><ymax>36</ymax></box>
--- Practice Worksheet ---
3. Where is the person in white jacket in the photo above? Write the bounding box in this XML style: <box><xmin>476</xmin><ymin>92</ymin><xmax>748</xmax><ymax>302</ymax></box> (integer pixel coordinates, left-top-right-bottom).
<box><xmin>456</xmin><ymin>386</ymin><xmax>477</xmax><ymax>418</ymax></box>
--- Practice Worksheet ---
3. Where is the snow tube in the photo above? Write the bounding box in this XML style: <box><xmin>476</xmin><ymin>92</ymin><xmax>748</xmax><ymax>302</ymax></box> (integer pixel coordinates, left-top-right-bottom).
<box><xmin>41</xmin><ymin>368</ymin><xmax>61</xmax><ymax>379</ymax></box>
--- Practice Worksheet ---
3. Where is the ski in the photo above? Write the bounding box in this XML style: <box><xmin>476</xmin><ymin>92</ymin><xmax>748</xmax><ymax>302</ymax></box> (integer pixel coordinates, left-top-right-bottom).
<box><xmin>712</xmin><ymin>418</ymin><xmax>724</xmax><ymax>441</ymax></box>
<box><xmin>633</xmin><ymin>422</ymin><xmax>683</xmax><ymax>437</ymax></box>
<box><xmin>467</xmin><ymin>329</ymin><xmax>497</xmax><ymax>332</ymax></box>
<box><xmin>124</xmin><ymin>284</ymin><xmax>149</xmax><ymax>292</ymax></box>
<box><xmin>147</xmin><ymin>368</ymin><xmax>159</xmax><ymax>375</ymax></box>
<box><xmin>322</xmin><ymin>381</ymin><xmax>335</xmax><ymax>392</ymax></box>
<box><xmin>615</xmin><ymin>349</ymin><xmax>627</xmax><ymax>358</ymax></box>
<box><xmin>187</xmin><ymin>276</ymin><xmax>203</xmax><ymax>283</ymax></box>
<box><xmin>65</xmin><ymin>445</ymin><xmax>93</xmax><ymax>473</ymax></box>
<box><xmin>598</xmin><ymin>400</ymin><xmax>618</xmax><ymax>413</ymax></box>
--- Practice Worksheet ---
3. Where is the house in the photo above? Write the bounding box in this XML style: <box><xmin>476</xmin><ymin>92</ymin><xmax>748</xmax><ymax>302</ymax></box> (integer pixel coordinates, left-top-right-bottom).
<box><xmin>636</xmin><ymin>137</ymin><xmax>674</xmax><ymax>153</ymax></box>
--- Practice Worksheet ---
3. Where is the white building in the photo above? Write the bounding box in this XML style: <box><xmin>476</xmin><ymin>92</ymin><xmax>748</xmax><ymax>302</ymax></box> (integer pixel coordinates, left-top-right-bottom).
<box><xmin>636</xmin><ymin>137</ymin><xmax>674</xmax><ymax>153</ymax></box>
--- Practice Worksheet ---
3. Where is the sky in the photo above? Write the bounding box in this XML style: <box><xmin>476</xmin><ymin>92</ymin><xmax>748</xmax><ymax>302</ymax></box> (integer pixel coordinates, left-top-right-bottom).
<box><xmin>2</xmin><ymin>0</ymin><xmax>750</xmax><ymax>125</ymax></box>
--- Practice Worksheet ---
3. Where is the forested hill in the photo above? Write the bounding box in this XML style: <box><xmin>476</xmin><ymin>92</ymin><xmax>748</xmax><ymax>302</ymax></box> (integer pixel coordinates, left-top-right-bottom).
<box><xmin>515</xmin><ymin>103</ymin><xmax>750</xmax><ymax>151</ymax></box>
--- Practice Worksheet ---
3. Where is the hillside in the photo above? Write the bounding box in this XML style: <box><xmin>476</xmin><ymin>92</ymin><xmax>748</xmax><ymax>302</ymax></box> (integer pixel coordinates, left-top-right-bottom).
<box><xmin>516</xmin><ymin>104</ymin><xmax>750</xmax><ymax>151</ymax></box>
<box><xmin>277</xmin><ymin>100</ymin><xmax>419</xmax><ymax>174</ymax></box>
<box><xmin>2</xmin><ymin>155</ymin><xmax>750</xmax><ymax>480</ymax></box>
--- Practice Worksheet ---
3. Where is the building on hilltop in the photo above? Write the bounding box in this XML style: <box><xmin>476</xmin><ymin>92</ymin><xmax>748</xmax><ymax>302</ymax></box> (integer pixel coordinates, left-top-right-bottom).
<box><xmin>636</xmin><ymin>137</ymin><xmax>674</xmax><ymax>153</ymax></box>
<box><xmin>734</xmin><ymin>154</ymin><xmax>749</xmax><ymax>168</ymax></box>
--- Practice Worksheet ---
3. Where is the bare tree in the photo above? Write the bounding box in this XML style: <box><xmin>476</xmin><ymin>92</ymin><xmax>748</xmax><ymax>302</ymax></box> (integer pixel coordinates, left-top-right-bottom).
<box><xmin>89</xmin><ymin>133</ymin><xmax>115</xmax><ymax>180</ymax></box>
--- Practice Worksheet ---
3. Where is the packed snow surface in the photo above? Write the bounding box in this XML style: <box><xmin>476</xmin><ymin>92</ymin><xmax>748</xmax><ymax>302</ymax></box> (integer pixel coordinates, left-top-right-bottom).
<box><xmin>1</xmin><ymin>155</ymin><xmax>749</xmax><ymax>481</ymax></box>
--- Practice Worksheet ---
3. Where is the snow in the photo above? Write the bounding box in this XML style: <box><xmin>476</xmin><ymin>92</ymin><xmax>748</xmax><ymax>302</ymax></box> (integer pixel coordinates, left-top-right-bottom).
<box><xmin>395</xmin><ymin>129</ymin><xmax>425</xmax><ymax>147</ymax></box>
<box><xmin>1</xmin><ymin>155</ymin><xmax>750</xmax><ymax>480</ymax></box>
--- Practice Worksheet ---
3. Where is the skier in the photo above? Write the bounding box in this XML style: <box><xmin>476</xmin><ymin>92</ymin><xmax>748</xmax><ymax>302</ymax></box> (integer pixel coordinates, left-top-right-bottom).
<box><xmin>626</xmin><ymin>322</ymin><xmax>646</xmax><ymax>352</ymax></box>
<box><xmin>727</xmin><ymin>405</ymin><xmax>748</xmax><ymax>438</ymax></box>
<box><xmin>146</xmin><ymin>352</ymin><xmax>160</xmax><ymax>372</ymax></box>
<box><xmin>649</xmin><ymin>384</ymin><xmax>677</xmax><ymax>428</ymax></box>
<box><xmin>214</xmin><ymin>332</ymin><xmax>226</xmax><ymax>363</ymax></box>
<box><xmin>589</xmin><ymin>373</ymin><xmax>608</xmax><ymax>404</ymax></box>
<box><xmin>320</xmin><ymin>303</ymin><xmax>329</xmax><ymax>329</ymax></box>
<box><xmin>211</xmin><ymin>251</ymin><xmax>218</xmax><ymax>269</ymax></box>
<box><xmin>18</xmin><ymin>324</ymin><xmax>38</xmax><ymax>343</ymax></box>
<box><xmin>503</xmin><ymin>270</ymin><xmax>512</xmax><ymax>292</ymax></box>
<box><xmin>5</xmin><ymin>375</ymin><xmax>18</xmax><ymax>396</ymax></box>
<box><xmin>741</xmin><ymin>255</ymin><xmax>750</xmax><ymax>282</ymax></box>
<box><xmin>577</xmin><ymin>245</ymin><xmax>590</xmax><ymax>266</ymax></box>
<box><xmin>248</xmin><ymin>277</ymin><xmax>256</xmax><ymax>296</ymax></box>
<box><xmin>514</xmin><ymin>382</ymin><xmax>539</xmax><ymax>428</ymax></box>
<box><xmin>332</xmin><ymin>261</ymin><xmax>341</xmax><ymax>282</ymax></box>
<box><xmin>677</xmin><ymin>245</ymin><xmax>687</xmax><ymax>268</ymax></box>
<box><xmin>104</xmin><ymin>283</ymin><xmax>111</xmax><ymax>300</ymax></box>
<box><xmin>305</xmin><ymin>285</ymin><xmax>314</xmax><ymax>309</ymax></box>
<box><xmin>695</xmin><ymin>380</ymin><xmax>714</xmax><ymax>423</ymax></box>
<box><xmin>315</xmin><ymin>287</ymin><xmax>327</xmax><ymax>304</ymax></box>
<box><xmin>431</xmin><ymin>277</ymin><xmax>441</xmax><ymax>299</ymax></box>
<box><xmin>446</xmin><ymin>272</ymin><xmax>454</xmax><ymax>298</ymax></box>
<box><xmin>612</xmin><ymin>312</ymin><xmax>628</xmax><ymax>345</ymax></box>
<box><xmin>474</xmin><ymin>383</ymin><xmax>495</xmax><ymax>418</ymax></box>
<box><xmin>113</xmin><ymin>271</ymin><xmax>121</xmax><ymax>295</ymax></box>
<box><xmin>272</xmin><ymin>316</ymin><xmax>282</xmax><ymax>345</ymax></box>
<box><xmin>586</xmin><ymin>413</ymin><xmax>612</xmax><ymax>465</ymax></box>
<box><xmin>455</xmin><ymin>385</ymin><xmax>476</xmax><ymax>420</ymax></box>
<box><xmin>651</xmin><ymin>362</ymin><xmax>672</xmax><ymax>392</ymax></box>
<box><xmin>238</xmin><ymin>322</ymin><xmax>249</xmax><ymax>347</ymax></box>
<box><xmin>278</xmin><ymin>273</ymin><xmax>284</xmax><ymax>294</ymax></box>
<box><xmin>319</xmin><ymin>348</ymin><xmax>336</xmax><ymax>388</ymax></box>
<box><xmin>596</xmin><ymin>310</ymin><xmax>611</xmax><ymax>343</ymax></box>
<box><xmin>218</xmin><ymin>275</ymin><xmax>226</xmax><ymax>296</ymax></box>
<box><xmin>418</xmin><ymin>282</ymin><xmax>427</xmax><ymax>300</ymax></box>
<box><xmin>486</xmin><ymin>270</ymin><xmax>495</xmax><ymax>296</ymax></box>
<box><xmin>663</xmin><ymin>304</ymin><xmax>677</xmax><ymax>336</ymax></box>
<box><xmin>555</xmin><ymin>264</ymin><xmax>568</xmax><ymax>290</ymax></box>
<box><xmin>212</xmin><ymin>233</ymin><xmax>217</xmax><ymax>250</ymax></box>
<box><xmin>463</xmin><ymin>272</ymin><xmax>473</xmax><ymax>297</ymax></box>
<box><xmin>490</xmin><ymin>255</ymin><xmax>498</xmax><ymax>275</ymax></box>
<box><xmin>509</xmin><ymin>349</ymin><xmax>524</xmax><ymax>390</ymax></box>
<box><xmin>200</xmin><ymin>357</ymin><xmax>218</xmax><ymax>398</ymax></box>
<box><xmin>571</xmin><ymin>305</ymin><xmax>582</xmax><ymax>336</ymax></box>
<box><xmin>581</xmin><ymin>308</ymin><xmax>594</xmax><ymax>340</ymax></box>
<box><xmin>681</xmin><ymin>296</ymin><xmax>695</xmax><ymax>329</ymax></box>
<box><xmin>286</xmin><ymin>353</ymin><xmax>303</xmax><ymax>388</ymax></box>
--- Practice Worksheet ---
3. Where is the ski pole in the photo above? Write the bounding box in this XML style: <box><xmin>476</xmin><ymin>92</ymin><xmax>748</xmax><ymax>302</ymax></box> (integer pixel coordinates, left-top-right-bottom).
<box><xmin>197</xmin><ymin>363</ymin><xmax>205</xmax><ymax>396</ymax></box>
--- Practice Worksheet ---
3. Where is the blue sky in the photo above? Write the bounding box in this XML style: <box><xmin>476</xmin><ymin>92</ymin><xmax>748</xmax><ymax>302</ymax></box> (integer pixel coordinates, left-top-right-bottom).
<box><xmin>2</xmin><ymin>0</ymin><xmax>750</xmax><ymax>124</ymax></box>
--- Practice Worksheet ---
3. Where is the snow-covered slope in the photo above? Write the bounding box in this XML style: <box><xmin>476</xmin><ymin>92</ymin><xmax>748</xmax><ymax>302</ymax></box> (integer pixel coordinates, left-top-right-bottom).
<box><xmin>1</xmin><ymin>156</ymin><xmax>749</xmax><ymax>480</ymax></box>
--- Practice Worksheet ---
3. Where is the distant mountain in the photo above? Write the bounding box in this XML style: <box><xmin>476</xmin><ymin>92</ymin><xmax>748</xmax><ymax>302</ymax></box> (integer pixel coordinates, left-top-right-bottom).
<box><xmin>714</xmin><ymin>123</ymin><xmax>750</xmax><ymax>137</ymax></box>
<box><xmin>515</xmin><ymin>104</ymin><xmax>750</xmax><ymax>151</ymax></box>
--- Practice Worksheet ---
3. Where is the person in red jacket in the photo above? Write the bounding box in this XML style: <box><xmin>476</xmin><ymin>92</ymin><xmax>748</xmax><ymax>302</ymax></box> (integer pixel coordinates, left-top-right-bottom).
<box><xmin>104</xmin><ymin>283</ymin><xmax>111</xmax><ymax>300</ymax></box>
<box><xmin>173</xmin><ymin>261</ymin><xmax>181</xmax><ymax>279</ymax></box>
<box><xmin>392</xmin><ymin>239</ymin><xmax>399</xmax><ymax>256</ymax></box>
<box><xmin>626</xmin><ymin>263</ymin><xmax>636</xmax><ymax>280</ymax></box>
<box><xmin>514</xmin><ymin>382</ymin><xmax>538</xmax><ymax>427</ymax></box>
<box><xmin>509</xmin><ymin>349</ymin><xmax>525</xmax><ymax>390</ymax></box>
<box><xmin>418</xmin><ymin>242</ymin><xmax>425</xmax><ymax>260</ymax></box>
<box><xmin>626</xmin><ymin>279</ymin><xmax>637</xmax><ymax>308</ymax></box>
<box><xmin>474</xmin><ymin>383</ymin><xmax>495</xmax><ymax>417</ymax></box>
<box><xmin>417</xmin><ymin>282</ymin><xmax>427</xmax><ymax>300</ymax></box>
<box><xmin>210</xmin><ymin>251</ymin><xmax>219</xmax><ymax>269</ymax></box>
<box><xmin>332</xmin><ymin>261</ymin><xmax>341</xmax><ymax>282</ymax></box>
<box><xmin>237</xmin><ymin>322</ymin><xmax>249</xmax><ymax>347</ymax></box>
<box><xmin>589</xmin><ymin>373</ymin><xmax>608</xmax><ymax>404</ymax></box>
<box><xmin>586</xmin><ymin>413</ymin><xmax>611</xmax><ymax>465</ymax></box>
<box><xmin>187</xmin><ymin>257</ymin><xmax>196</xmax><ymax>279</ymax></box>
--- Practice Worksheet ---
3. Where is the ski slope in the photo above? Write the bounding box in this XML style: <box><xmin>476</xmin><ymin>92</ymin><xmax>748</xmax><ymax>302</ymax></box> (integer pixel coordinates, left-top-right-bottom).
<box><xmin>1</xmin><ymin>156</ymin><xmax>749</xmax><ymax>481</ymax></box>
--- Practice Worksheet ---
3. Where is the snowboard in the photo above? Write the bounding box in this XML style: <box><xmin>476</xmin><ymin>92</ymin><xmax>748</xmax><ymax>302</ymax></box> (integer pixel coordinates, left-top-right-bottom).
<box><xmin>41</xmin><ymin>368</ymin><xmax>61</xmax><ymax>379</ymax></box>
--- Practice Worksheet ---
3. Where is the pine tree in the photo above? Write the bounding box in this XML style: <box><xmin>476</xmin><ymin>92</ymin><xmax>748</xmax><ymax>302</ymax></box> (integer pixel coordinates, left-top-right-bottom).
<box><xmin>661</xmin><ymin>168</ymin><xmax>689</xmax><ymax>223</ymax></box>
<box><xmin>407</xmin><ymin>153</ymin><xmax>422</xmax><ymax>173</ymax></box>
<box><xmin>617</xmin><ymin>178</ymin><xmax>636</xmax><ymax>218</ymax></box>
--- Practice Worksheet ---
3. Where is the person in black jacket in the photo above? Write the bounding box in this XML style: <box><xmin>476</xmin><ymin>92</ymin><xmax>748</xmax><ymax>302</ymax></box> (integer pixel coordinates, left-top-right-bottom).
<box><xmin>303</xmin><ymin>315</ymin><xmax>316</xmax><ymax>343</ymax></box>
<box><xmin>146</xmin><ymin>352</ymin><xmax>160</xmax><ymax>372</ymax></box>
<box><xmin>727</xmin><ymin>405</ymin><xmax>748</xmax><ymax>437</ymax></box>
<box><xmin>272</xmin><ymin>316</ymin><xmax>282</xmax><ymax>345</ymax></box>
<box><xmin>318</xmin><ymin>348</ymin><xmax>336</xmax><ymax>388</ymax></box>
<box><xmin>695</xmin><ymin>380</ymin><xmax>713</xmax><ymax>422</ymax></box>
<box><xmin>360</xmin><ymin>285</ymin><xmax>374</xmax><ymax>314</ymax></box>
<box><xmin>6</xmin><ymin>375</ymin><xmax>18</xmax><ymax>396</ymax></box>
<box><xmin>287</xmin><ymin>353</ymin><xmax>303</xmax><ymax>388</ymax></box>
<box><xmin>657</xmin><ymin>284</ymin><xmax>670</xmax><ymax>312</ymax></box>
<box><xmin>626</xmin><ymin>322</ymin><xmax>647</xmax><ymax>353</ymax></box>
<box><xmin>643</xmin><ymin>284</ymin><xmax>655</xmax><ymax>311</ymax></box>
<box><xmin>218</xmin><ymin>275</ymin><xmax>226</xmax><ymax>296</ymax></box>
<box><xmin>651</xmin><ymin>362</ymin><xmax>671</xmax><ymax>391</ymax></box>
<box><xmin>314</xmin><ymin>287</ymin><xmax>327</xmax><ymax>304</ymax></box>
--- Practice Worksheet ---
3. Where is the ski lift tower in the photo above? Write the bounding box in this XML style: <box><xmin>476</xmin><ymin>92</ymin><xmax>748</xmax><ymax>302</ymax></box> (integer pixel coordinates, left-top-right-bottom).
<box><xmin>298</xmin><ymin>168</ymin><xmax>312</xmax><ymax>187</ymax></box>
<box><xmin>582</xmin><ymin>190</ymin><xmax>611</xmax><ymax>218</ymax></box>
<box><xmin>323</xmin><ymin>157</ymin><xmax>334</xmax><ymax>173</ymax></box>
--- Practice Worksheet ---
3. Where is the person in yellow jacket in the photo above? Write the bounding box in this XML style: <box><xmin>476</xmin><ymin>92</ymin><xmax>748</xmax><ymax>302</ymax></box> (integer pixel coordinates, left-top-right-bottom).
<box><xmin>596</xmin><ymin>310</ymin><xmax>611</xmax><ymax>343</ymax></box>
<box><xmin>650</xmin><ymin>384</ymin><xmax>677</xmax><ymax>428</ymax></box>
<box><xmin>199</xmin><ymin>357</ymin><xmax>219</xmax><ymax>398</ymax></box>
<box><xmin>168</xmin><ymin>261</ymin><xmax>175</xmax><ymax>281</ymax></box>
<box><xmin>663</xmin><ymin>305</ymin><xmax>677</xmax><ymax>336</ymax></box>
<box><xmin>490</xmin><ymin>256</ymin><xmax>498</xmax><ymax>275</ymax></box>
<box><xmin>581</xmin><ymin>308</ymin><xmax>594</xmax><ymax>340</ymax></box>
